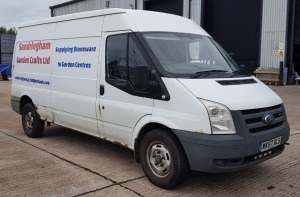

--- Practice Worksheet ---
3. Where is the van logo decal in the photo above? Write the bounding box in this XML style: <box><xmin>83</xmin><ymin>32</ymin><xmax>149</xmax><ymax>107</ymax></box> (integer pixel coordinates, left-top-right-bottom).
<box><xmin>262</xmin><ymin>114</ymin><xmax>275</xmax><ymax>124</ymax></box>
<box><xmin>15</xmin><ymin>76</ymin><xmax>50</xmax><ymax>85</ymax></box>
<box><xmin>16</xmin><ymin>41</ymin><xmax>52</xmax><ymax>65</ymax></box>
<box><xmin>55</xmin><ymin>46</ymin><xmax>96</xmax><ymax>53</ymax></box>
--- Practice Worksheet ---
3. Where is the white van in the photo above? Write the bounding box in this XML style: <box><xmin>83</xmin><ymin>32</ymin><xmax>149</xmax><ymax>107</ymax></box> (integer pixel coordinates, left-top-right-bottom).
<box><xmin>11</xmin><ymin>9</ymin><xmax>290</xmax><ymax>188</ymax></box>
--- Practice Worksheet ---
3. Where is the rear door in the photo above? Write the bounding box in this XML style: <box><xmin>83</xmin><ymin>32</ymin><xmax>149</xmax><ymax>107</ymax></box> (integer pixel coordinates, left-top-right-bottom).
<box><xmin>98</xmin><ymin>31</ymin><xmax>154</xmax><ymax>146</ymax></box>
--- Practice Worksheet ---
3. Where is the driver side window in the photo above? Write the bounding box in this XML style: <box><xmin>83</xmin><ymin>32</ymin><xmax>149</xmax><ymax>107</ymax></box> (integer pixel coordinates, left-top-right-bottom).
<box><xmin>106</xmin><ymin>33</ymin><xmax>150</xmax><ymax>90</ymax></box>
<box><xmin>106</xmin><ymin>34</ymin><xmax>127</xmax><ymax>80</ymax></box>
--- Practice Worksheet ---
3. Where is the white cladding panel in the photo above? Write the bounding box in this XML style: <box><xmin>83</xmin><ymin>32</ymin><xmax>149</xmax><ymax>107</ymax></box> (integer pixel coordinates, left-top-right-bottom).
<box><xmin>52</xmin><ymin>0</ymin><xmax>135</xmax><ymax>16</ymax></box>
<box><xmin>260</xmin><ymin>0</ymin><xmax>287</xmax><ymax>69</ymax></box>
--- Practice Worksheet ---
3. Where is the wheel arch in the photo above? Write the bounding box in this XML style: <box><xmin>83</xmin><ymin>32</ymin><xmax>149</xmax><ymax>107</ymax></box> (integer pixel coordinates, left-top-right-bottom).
<box><xmin>133</xmin><ymin>121</ymin><xmax>190</xmax><ymax>170</ymax></box>
<box><xmin>19</xmin><ymin>95</ymin><xmax>33</xmax><ymax>114</ymax></box>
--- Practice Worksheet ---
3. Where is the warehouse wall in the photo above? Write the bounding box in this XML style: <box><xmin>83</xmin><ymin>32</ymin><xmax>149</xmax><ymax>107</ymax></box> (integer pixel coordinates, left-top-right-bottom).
<box><xmin>52</xmin><ymin>0</ymin><xmax>135</xmax><ymax>16</ymax></box>
<box><xmin>52</xmin><ymin>0</ymin><xmax>204</xmax><ymax>25</ymax></box>
<box><xmin>260</xmin><ymin>0</ymin><xmax>288</xmax><ymax>69</ymax></box>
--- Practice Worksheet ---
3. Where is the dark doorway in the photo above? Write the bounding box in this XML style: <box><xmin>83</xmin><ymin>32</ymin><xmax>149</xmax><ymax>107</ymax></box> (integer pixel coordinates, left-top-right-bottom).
<box><xmin>294</xmin><ymin>0</ymin><xmax>300</xmax><ymax>44</ymax></box>
<box><xmin>293</xmin><ymin>45</ymin><xmax>300</xmax><ymax>74</ymax></box>
<box><xmin>293</xmin><ymin>0</ymin><xmax>300</xmax><ymax>74</ymax></box>
<box><xmin>203</xmin><ymin>0</ymin><xmax>262</xmax><ymax>74</ymax></box>
<box><xmin>144</xmin><ymin>0</ymin><xmax>183</xmax><ymax>16</ymax></box>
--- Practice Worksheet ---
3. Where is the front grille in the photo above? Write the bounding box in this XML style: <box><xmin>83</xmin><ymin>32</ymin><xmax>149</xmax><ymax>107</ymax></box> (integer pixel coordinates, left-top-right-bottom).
<box><xmin>241</xmin><ymin>104</ymin><xmax>285</xmax><ymax>133</ymax></box>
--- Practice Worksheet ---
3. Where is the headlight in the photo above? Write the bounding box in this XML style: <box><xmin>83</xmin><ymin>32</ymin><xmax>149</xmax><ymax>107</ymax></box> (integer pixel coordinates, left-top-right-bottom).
<box><xmin>199</xmin><ymin>99</ymin><xmax>236</xmax><ymax>134</ymax></box>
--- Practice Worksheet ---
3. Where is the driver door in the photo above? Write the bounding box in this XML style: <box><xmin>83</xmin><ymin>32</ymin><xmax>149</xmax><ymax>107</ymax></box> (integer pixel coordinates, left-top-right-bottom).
<box><xmin>98</xmin><ymin>31</ymin><xmax>154</xmax><ymax>146</ymax></box>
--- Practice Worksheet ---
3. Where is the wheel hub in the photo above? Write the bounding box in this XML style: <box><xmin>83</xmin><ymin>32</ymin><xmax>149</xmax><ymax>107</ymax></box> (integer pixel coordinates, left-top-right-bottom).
<box><xmin>25</xmin><ymin>112</ymin><xmax>34</xmax><ymax>130</ymax></box>
<box><xmin>155</xmin><ymin>154</ymin><xmax>163</xmax><ymax>164</ymax></box>
<box><xmin>147</xmin><ymin>142</ymin><xmax>171</xmax><ymax>178</ymax></box>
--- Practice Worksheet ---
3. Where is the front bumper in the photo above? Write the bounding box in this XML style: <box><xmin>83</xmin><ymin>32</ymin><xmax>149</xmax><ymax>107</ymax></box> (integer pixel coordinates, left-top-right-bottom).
<box><xmin>173</xmin><ymin>107</ymin><xmax>290</xmax><ymax>173</ymax></box>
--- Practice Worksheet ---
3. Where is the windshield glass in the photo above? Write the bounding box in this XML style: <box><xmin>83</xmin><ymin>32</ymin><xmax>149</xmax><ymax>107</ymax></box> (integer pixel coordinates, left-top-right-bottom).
<box><xmin>143</xmin><ymin>33</ymin><xmax>241</xmax><ymax>78</ymax></box>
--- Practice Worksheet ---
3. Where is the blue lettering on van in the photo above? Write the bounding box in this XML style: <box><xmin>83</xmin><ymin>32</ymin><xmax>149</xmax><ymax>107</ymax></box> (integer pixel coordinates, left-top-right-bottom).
<box><xmin>58</xmin><ymin>61</ymin><xmax>91</xmax><ymax>68</ymax></box>
<box><xmin>15</xmin><ymin>76</ymin><xmax>50</xmax><ymax>85</ymax></box>
<box><xmin>55</xmin><ymin>46</ymin><xmax>96</xmax><ymax>53</ymax></box>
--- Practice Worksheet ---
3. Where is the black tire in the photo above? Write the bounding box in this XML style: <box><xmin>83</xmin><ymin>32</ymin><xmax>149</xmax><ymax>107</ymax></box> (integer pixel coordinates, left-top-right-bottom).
<box><xmin>140</xmin><ymin>129</ymin><xmax>188</xmax><ymax>189</ymax></box>
<box><xmin>22</xmin><ymin>103</ymin><xmax>44</xmax><ymax>138</ymax></box>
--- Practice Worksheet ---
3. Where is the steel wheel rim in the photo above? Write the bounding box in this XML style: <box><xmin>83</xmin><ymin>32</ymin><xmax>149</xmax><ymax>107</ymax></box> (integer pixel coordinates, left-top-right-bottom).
<box><xmin>146</xmin><ymin>141</ymin><xmax>171</xmax><ymax>178</ymax></box>
<box><xmin>25</xmin><ymin>111</ymin><xmax>34</xmax><ymax>130</ymax></box>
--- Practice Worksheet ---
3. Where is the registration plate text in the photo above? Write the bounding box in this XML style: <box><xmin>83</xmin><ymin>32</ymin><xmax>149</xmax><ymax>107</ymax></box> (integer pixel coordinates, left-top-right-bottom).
<box><xmin>259</xmin><ymin>136</ymin><xmax>282</xmax><ymax>152</ymax></box>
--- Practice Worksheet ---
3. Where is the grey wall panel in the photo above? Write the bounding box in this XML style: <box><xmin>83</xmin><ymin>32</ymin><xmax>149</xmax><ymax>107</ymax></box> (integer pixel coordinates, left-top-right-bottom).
<box><xmin>53</xmin><ymin>0</ymin><xmax>135</xmax><ymax>16</ymax></box>
<box><xmin>0</xmin><ymin>34</ymin><xmax>16</xmax><ymax>54</ymax></box>
<box><xmin>190</xmin><ymin>0</ymin><xmax>202</xmax><ymax>25</ymax></box>
<box><xmin>136</xmin><ymin>0</ymin><xmax>143</xmax><ymax>10</ymax></box>
<box><xmin>183</xmin><ymin>0</ymin><xmax>202</xmax><ymax>24</ymax></box>
<box><xmin>1</xmin><ymin>54</ymin><xmax>13</xmax><ymax>64</ymax></box>
<box><xmin>260</xmin><ymin>0</ymin><xmax>288</xmax><ymax>69</ymax></box>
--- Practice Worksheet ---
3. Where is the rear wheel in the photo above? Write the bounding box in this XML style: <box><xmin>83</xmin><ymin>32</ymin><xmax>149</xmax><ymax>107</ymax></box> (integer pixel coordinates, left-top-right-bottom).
<box><xmin>22</xmin><ymin>103</ymin><xmax>44</xmax><ymax>138</ymax></box>
<box><xmin>140</xmin><ymin>129</ymin><xmax>188</xmax><ymax>189</ymax></box>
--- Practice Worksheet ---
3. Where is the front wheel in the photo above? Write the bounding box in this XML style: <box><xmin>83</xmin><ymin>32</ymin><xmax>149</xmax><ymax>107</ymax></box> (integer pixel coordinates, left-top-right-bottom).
<box><xmin>22</xmin><ymin>103</ymin><xmax>44</xmax><ymax>138</ymax></box>
<box><xmin>140</xmin><ymin>129</ymin><xmax>188</xmax><ymax>189</ymax></box>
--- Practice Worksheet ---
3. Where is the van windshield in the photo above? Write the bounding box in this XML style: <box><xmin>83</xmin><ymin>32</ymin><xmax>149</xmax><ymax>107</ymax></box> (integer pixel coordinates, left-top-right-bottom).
<box><xmin>143</xmin><ymin>33</ymin><xmax>243</xmax><ymax>78</ymax></box>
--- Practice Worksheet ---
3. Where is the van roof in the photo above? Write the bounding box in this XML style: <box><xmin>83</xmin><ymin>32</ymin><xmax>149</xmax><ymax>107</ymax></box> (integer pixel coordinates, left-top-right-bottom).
<box><xmin>19</xmin><ymin>8</ymin><xmax>210</xmax><ymax>36</ymax></box>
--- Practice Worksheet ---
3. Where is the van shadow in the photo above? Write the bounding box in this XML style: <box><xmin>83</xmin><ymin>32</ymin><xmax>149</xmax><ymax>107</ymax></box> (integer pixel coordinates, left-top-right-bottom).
<box><xmin>42</xmin><ymin>125</ymin><xmax>134</xmax><ymax>158</ymax></box>
<box><xmin>173</xmin><ymin>160</ymin><xmax>286</xmax><ymax>195</ymax></box>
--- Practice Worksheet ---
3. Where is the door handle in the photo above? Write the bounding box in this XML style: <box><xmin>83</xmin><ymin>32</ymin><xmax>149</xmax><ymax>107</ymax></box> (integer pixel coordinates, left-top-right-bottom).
<box><xmin>100</xmin><ymin>85</ymin><xmax>105</xmax><ymax>95</ymax></box>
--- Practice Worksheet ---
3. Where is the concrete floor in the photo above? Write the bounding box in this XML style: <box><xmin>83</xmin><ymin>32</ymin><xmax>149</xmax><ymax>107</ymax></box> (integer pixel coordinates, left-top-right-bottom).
<box><xmin>0</xmin><ymin>81</ymin><xmax>299</xmax><ymax>197</ymax></box>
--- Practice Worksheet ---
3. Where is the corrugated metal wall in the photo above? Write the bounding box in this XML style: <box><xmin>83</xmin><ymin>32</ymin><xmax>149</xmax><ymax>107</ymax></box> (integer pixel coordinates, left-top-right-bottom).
<box><xmin>260</xmin><ymin>0</ymin><xmax>288</xmax><ymax>69</ymax></box>
<box><xmin>52</xmin><ymin>0</ymin><xmax>135</xmax><ymax>16</ymax></box>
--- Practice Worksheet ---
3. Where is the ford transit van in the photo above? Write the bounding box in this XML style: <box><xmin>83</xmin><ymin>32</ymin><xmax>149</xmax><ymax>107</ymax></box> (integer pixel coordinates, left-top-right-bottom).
<box><xmin>11</xmin><ymin>9</ymin><xmax>290</xmax><ymax>188</ymax></box>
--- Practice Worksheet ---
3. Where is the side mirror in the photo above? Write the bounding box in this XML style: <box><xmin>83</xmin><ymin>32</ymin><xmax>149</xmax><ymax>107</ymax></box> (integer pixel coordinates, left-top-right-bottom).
<box><xmin>134</xmin><ymin>66</ymin><xmax>150</xmax><ymax>90</ymax></box>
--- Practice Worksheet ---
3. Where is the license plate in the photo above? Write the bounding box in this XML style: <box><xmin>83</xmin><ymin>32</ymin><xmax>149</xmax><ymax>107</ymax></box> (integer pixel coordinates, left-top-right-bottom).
<box><xmin>259</xmin><ymin>136</ymin><xmax>282</xmax><ymax>152</ymax></box>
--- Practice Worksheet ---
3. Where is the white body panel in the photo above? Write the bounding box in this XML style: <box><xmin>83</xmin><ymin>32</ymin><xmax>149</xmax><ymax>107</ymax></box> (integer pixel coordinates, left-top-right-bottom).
<box><xmin>152</xmin><ymin>78</ymin><xmax>211</xmax><ymax>133</ymax></box>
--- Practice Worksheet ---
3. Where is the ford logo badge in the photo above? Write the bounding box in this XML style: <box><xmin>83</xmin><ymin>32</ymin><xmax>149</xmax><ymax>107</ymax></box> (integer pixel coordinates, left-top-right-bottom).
<box><xmin>263</xmin><ymin>114</ymin><xmax>275</xmax><ymax>124</ymax></box>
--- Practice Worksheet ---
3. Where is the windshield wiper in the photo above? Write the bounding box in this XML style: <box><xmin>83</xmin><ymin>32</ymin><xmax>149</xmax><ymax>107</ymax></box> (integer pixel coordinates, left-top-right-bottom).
<box><xmin>229</xmin><ymin>69</ymin><xmax>250</xmax><ymax>77</ymax></box>
<box><xmin>191</xmin><ymin>70</ymin><xmax>228</xmax><ymax>78</ymax></box>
